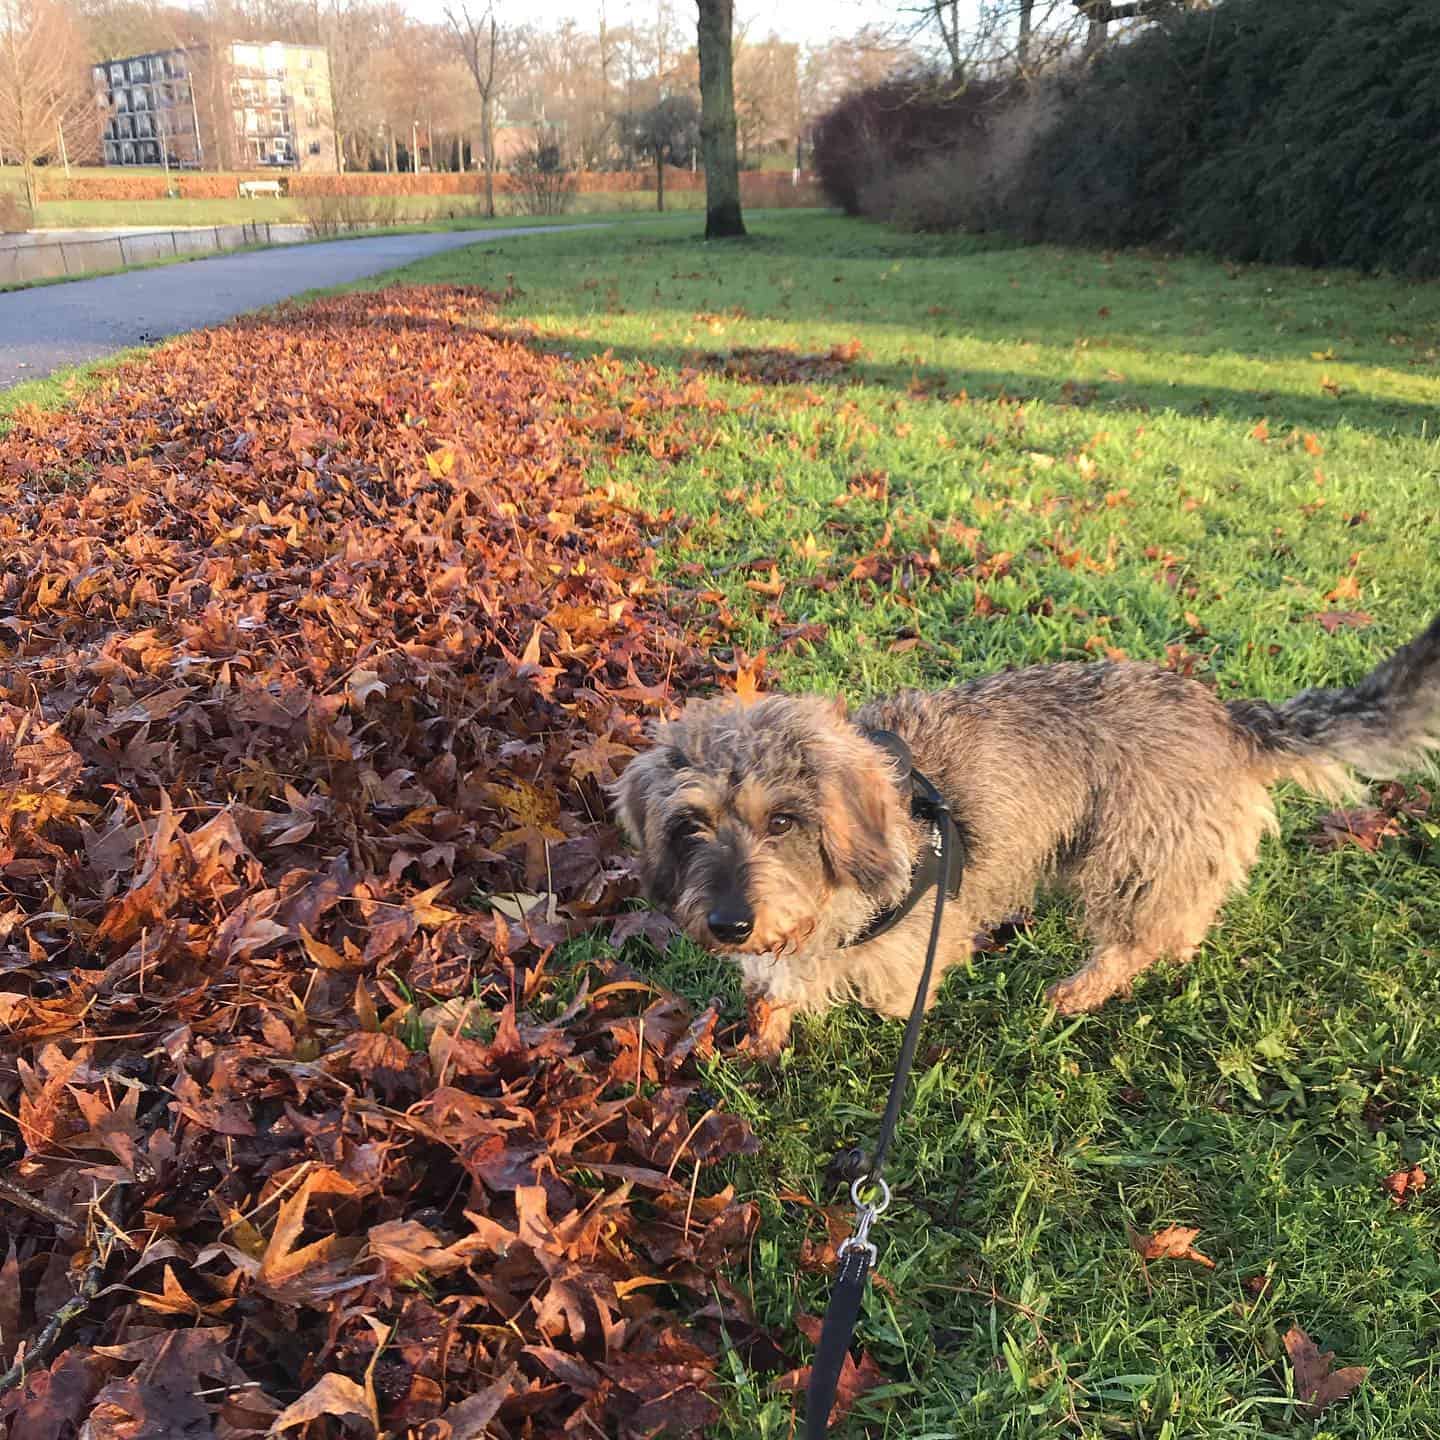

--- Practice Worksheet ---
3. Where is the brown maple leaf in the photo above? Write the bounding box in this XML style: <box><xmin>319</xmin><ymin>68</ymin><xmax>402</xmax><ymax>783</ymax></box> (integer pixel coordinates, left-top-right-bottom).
<box><xmin>774</xmin><ymin>1314</ymin><xmax>885</xmax><ymax>1426</ymax></box>
<box><xmin>1314</xmin><ymin>610</ymin><xmax>1373</xmax><ymax>632</ymax></box>
<box><xmin>270</xmin><ymin>1371</ymin><xmax>379</xmax><ymax>1435</ymax></box>
<box><xmin>1129</xmin><ymin>1224</ymin><xmax>1216</xmax><ymax>1268</ymax></box>
<box><xmin>1283</xmin><ymin>1326</ymin><xmax>1367</xmax><ymax>1417</ymax></box>
<box><xmin>1309</xmin><ymin>807</ymin><xmax>1404</xmax><ymax>852</ymax></box>
<box><xmin>568</xmin><ymin>732</ymin><xmax>636</xmax><ymax>786</ymax></box>
<box><xmin>1382</xmin><ymin>1164</ymin><xmax>1427</xmax><ymax>1205</ymax></box>
<box><xmin>732</xmin><ymin>648</ymin><xmax>767</xmax><ymax>703</ymax></box>
<box><xmin>610</xmin><ymin>909</ymin><xmax>679</xmax><ymax>950</ymax></box>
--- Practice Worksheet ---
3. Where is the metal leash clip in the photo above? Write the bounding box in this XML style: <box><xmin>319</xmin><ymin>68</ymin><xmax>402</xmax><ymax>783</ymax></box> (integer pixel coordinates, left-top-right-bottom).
<box><xmin>837</xmin><ymin>1175</ymin><xmax>891</xmax><ymax>1267</ymax></box>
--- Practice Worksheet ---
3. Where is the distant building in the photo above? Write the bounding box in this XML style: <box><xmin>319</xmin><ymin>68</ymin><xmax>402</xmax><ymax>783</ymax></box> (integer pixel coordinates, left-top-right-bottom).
<box><xmin>93</xmin><ymin>41</ymin><xmax>338</xmax><ymax>172</ymax></box>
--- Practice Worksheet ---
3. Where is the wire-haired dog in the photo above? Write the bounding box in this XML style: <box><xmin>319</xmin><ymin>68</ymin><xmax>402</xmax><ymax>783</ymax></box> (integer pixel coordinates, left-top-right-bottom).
<box><xmin>613</xmin><ymin>614</ymin><xmax>1440</xmax><ymax>1058</ymax></box>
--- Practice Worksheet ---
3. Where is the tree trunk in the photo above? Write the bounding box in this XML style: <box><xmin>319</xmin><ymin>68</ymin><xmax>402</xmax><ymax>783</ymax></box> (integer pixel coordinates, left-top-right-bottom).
<box><xmin>1018</xmin><ymin>0</ymin><xmax>1034</xmax><ymax>69</ymax></box>
<box><xmin>481</xmin><ymin>97</ymin><xmax>495</xmax><ymax>216</ymax></box>
<box><xmin>655</xmin><ymin>149</ymin><xmax>664</xmax><ymax>211</ymax></box>
<box><xmin>1082</xmin><ymin>0</ymin><xmax>1109</xmax><ymax>56</ymax></box>
<box><xmin>696</xmin><ymin>0</ymin><xmax>745</xmax><ymax>239</ymax></box>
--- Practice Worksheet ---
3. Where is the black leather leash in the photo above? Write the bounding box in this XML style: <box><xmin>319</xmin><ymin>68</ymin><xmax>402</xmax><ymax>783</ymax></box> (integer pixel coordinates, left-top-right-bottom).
<box><xmin>805</xmin><ymin>730</ymin><xmax>961</xmax><ymax>1436</ymax></box>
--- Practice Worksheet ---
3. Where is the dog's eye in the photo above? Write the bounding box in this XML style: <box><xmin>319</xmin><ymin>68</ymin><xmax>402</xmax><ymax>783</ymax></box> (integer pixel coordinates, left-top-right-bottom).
<box><xmin>767</xmin><ymin>813</ymin><xmax>798</xmax><ymax>837</ymax></box>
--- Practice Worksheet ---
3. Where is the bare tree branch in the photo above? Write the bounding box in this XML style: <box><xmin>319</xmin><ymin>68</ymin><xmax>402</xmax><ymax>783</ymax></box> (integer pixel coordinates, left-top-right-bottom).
<box><xmin>0</xmin><ymin>0</ymin><xmax>95</xmax><ymax>209</ymax></box>
<box><xmin>447</xmin><ymin>2</ymin><xmax>498</xmax><ymax>215</ymax></box>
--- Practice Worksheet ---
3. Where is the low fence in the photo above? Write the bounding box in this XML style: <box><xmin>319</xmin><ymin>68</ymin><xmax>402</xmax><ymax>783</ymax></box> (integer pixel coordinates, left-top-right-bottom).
<box><xmin>0</xmin><ymin>221</ymin><xmax>301</xmax><ymax>286</ymax></box>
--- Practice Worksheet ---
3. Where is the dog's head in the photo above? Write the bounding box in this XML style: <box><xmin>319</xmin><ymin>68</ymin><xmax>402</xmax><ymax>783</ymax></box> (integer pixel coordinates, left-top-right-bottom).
<box><xmin>610</xmin><ymin>694</ymin><xmax>914</xmax><ymax>955</ymax></box>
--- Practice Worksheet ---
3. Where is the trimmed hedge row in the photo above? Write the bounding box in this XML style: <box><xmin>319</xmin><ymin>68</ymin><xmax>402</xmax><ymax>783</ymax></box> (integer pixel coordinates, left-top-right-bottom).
<box><xmin>38</xmin><ymin>168</ymin><xmax>822</xmax><ymax>204</ymax></box>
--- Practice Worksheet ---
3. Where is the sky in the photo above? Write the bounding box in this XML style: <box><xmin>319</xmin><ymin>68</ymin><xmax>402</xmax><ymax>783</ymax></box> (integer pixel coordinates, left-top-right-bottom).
<box><xmin>405</xmin><ymin>0</ymin><xmax>926</xmax><ymax>48</ymax></box>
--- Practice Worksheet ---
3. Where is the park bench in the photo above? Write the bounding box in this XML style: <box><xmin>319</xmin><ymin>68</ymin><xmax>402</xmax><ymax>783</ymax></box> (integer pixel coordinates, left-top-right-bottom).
<box><xmin>238</xmin><ymin>179</ymin><xmax>284</xmax><ymax>199</ymax></box>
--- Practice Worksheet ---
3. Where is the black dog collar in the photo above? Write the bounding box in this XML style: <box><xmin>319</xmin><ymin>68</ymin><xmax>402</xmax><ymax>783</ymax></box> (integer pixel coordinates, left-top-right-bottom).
<box><xmin>841</xmin><ymin>729</ymin><xmax>964</xmax><ymax>946</ymax></box>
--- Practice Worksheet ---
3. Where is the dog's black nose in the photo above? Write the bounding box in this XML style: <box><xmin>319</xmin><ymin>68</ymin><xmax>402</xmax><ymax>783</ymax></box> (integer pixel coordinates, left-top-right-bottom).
<box><xmin>707</xmin><ymin>905</ymin><xmax>754</xmax><ymax>945</ymax></box>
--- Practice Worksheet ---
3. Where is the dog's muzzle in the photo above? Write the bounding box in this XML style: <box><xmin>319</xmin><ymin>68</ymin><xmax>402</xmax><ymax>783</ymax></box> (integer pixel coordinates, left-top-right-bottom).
<box><xmin>705</xmin><ymin>899</ymin><xmax>754</xmax><ymax>946</ymax></box>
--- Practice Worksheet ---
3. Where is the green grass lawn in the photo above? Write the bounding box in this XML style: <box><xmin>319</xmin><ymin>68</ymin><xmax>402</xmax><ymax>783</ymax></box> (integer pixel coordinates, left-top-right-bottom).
<box><xmin>368</xmin><ymin>214</ymin><xmax>1440</xmax><ymax>1438</ymax></box>
<box><xmin>11</xmin><ymin>212</ymin><xmax>1439</xmax><ymax>1437</ymax></box>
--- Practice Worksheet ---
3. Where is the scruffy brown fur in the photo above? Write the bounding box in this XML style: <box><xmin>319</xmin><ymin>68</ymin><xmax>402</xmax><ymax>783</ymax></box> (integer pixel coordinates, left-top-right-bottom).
<box><xmin>613</xmin><ymin>614</ymin><xmax>1440</xmax><ymax>1057</ymax></box>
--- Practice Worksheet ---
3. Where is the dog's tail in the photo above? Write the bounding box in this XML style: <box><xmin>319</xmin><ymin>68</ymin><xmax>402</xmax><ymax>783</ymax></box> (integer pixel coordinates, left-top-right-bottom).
<box><xmin>1230</xmin><ymin>611</ymin><xmax>1440</xmax><ymax>788</ymax></box>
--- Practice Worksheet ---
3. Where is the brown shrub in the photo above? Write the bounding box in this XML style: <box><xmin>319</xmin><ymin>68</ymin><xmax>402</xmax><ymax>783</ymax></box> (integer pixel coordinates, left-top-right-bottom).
<box><xmin>739</xmin><ymin>172</ymin><xmax>824</xmax><ymax>209</ymax></box>
<box><xmin>0</xmin><ymin>192</ymin><xmax>32</xmax><ymax>231</ymax></box>
<box><xmin>292</xmin><ymin>191</ymin><xmax>402</xmax><ymax>236</ymax></box>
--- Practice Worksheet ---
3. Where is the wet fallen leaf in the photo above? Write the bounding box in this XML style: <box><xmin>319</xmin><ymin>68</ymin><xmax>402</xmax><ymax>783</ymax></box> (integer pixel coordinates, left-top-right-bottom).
<box><xmin>1283</xmin><ymin>1326</ymin><xmax>1367</xmax><ymax>1417</ymax></box>
<box><xmin>1129</xmin><ymin>1224</ymin><xmax>1216</xmax><ymax>1268</ymax></box>
<box><xmin>1314</xmin><ymin>610</ymin><xmax>1373</xmax><ymax>632</ymax></box>
<box><xmin>774</xmin><ymin>1314</ymin><xmax>885</xmax><ymax>1425</ymax></box>
<box><xmin>1309</xmin><ymin>807</ymin><xmax>1404</xmax><ymax>852</ymax></box>
<box><xmin>1383</xmin><ymin>1164</ymin><xmax>1427</xmax><ymax>1205</ymax></box>
<box><xmin>271</xmin><ymin>1371</ymin><xmax>378</xmax><ymax>1435</ymax></box>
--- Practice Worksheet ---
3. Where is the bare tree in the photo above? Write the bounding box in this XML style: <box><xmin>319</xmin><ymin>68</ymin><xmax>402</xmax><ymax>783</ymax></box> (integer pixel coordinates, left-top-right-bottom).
<box><xmin>924</xmin><ymin>0</ymin><xmax>965</xmax><ymax>80</ymax></box>
<box><xmin>1018</xmin><ymin>0</ymin><xmax>1034</xmax><ymax>66</ymax></box>
<box><xmin>1076</xmin><ymin>0</ymin><xmax>1201</xmax><ymax>57</ymax></box>
<box><xmin>695</xmin><ymin>0</ymin><xmax>743</xmax><ymax>237</ymax></box>
<box><xmin>799</xmin><ymin>27</ymin><xmax>915</xmax><ymax>130</ymax></box>
<box><xmin>733</xmin><ymin>29</ymin><xmax>799</xmax><ymax>168</ymax></box>
<box><xmin>619</xmin><ymin>93</ymin><xmax>696</xmax><ymax>210</ymax></box>
<box><xmin>311</xmin><ymin>0</ymin><xmax>384</xmax><ymax>172</ymax></box>
<box><xmin>0</xmin><ymin>0</ymin><xmax>92</xmax><ymax>210</ymax></box>
<box><xmin>447</xmin><ymin>1</ymin><xmax>511</xmax><ymax>216</ymax></box>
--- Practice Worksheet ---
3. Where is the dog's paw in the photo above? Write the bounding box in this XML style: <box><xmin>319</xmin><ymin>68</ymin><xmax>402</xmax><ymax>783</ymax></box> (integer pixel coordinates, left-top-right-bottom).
<box><xmin>737</xmin><ymin>994</ymin><xmax>792</xmax><ymax>1062</ymax></box>
<box><xmin>1045</xmin><ymin>971</ymin><xmax>1114</xmax><ymax>1015</ymax></box>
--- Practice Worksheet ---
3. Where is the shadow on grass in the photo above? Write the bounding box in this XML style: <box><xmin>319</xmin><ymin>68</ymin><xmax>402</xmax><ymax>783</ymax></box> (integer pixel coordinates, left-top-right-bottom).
<box><xmin>488</xmin><ymin>330</ymin><xmax>1440</xmax><ymax>439</ymax></box>
<box><xmin>379</xmin><ymin>219</ymin><xmax>1440</xmax><ymax>437</ymax></box>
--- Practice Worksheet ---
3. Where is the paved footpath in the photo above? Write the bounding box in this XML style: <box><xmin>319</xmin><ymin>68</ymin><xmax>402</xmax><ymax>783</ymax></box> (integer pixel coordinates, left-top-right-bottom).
<box><xmin>0</xmin><ymin>225</ymin><xmax>600</xmax><ymax>391</ymax></box>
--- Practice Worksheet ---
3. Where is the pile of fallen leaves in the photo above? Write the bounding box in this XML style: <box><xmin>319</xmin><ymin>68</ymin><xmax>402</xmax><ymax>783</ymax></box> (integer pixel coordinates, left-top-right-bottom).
<box><xmin>0</xmin><ymin>289</ymin><xmax>779</xmax><ymax>1437</ymax></box>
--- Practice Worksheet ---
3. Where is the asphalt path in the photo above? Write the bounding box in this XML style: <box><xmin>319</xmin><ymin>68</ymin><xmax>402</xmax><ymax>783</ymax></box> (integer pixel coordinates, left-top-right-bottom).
<box><xmin>0</xmin><ymin>225</ymin><xmax>600</xmax><ymax>390</ymax></box>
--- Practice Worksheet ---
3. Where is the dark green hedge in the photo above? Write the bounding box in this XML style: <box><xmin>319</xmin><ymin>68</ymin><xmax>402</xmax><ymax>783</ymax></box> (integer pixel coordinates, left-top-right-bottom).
<box><xmin>1010</xmin><ymin>0</ymin><xmax>1440</xmax><ymax>274</ymax></box>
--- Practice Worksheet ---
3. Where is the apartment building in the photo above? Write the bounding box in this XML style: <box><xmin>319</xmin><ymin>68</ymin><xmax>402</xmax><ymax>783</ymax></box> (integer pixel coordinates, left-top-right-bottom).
<box><xmin>93</xmin><ymin>41</ymin><xmax>338</xmax><ymax>172</ymax></box>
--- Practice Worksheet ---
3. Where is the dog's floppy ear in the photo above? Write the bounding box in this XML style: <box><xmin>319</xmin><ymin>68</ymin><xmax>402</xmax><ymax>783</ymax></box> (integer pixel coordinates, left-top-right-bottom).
<box><xmin>609</xmin><ymin>744</ymin><xmax>691</xmax><ymax>902</ymax></box>
<box><xmin>817</xmin><ymin>735</ymin><xmax>910</xmax><ymax>901</ymax></box>
<box><xmin>610</xmin><ymin>745</ymin><xmax>670</xmax><ymax>847</ymax></box>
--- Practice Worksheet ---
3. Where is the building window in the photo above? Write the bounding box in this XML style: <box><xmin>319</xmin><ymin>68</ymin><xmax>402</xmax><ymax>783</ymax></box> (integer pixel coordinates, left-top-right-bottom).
<box><xmin>306</xmin><ymin>109</ymin><xmax>318</xmax><ymax>128</ymax></box>
<box><xmin>303</xmin><ymin>82</ymin><xmax>316</xmax><ymax>99</ymax></box>
<box><xmin>309</xmin><ymin>140</ymin><xmax>321</xmax><ymax>155</ymax></box>
<box><xmin>304</xmin><ymin>52</ymin><xmax>313</xmax><ymax>69</ymax></box>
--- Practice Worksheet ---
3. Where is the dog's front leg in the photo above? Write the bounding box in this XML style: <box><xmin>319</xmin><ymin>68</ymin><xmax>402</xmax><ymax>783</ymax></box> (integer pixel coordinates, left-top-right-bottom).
<box><xmin>734</xmin><ymin>953</ymin><xmax>815</xmax><ymax>1060</ymax></box>
<box><xmin>740</xmin><ymin>988</ymin><xmax>795</xmax><ymax>1061</ymax></box>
